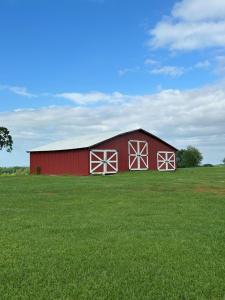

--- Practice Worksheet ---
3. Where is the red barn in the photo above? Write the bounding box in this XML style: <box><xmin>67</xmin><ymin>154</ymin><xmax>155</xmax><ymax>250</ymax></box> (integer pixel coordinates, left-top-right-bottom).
<box><xmin>28</xmin><ymin>128</ymin><xmax>177</xmax><ymax>176</ymax></box>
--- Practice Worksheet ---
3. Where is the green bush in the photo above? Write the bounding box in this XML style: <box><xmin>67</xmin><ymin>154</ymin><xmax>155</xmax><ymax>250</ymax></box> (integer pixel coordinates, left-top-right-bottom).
<box><xmin>0</xmin><ymin>167</ymin><xmax>29</xmax><ymax>176</ymax></box>
<box><xmin>177</xmin><ymin>146</ymin><xmax>203</xmax><ymax>168</ymax></box>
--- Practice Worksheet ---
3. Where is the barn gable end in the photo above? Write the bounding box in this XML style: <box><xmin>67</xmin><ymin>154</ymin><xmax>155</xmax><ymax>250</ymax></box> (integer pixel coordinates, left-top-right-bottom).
<box><xmin>90</xmin><ymin>129</ymin><xmax>177</xmax><ymax>173</ymax></box>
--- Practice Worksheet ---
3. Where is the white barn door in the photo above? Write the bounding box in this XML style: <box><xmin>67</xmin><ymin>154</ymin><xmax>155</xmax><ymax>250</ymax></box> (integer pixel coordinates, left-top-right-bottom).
<box><xmin>157</xmin><ymin>152</ymin><xmax>176</xmax><ymax>171</ymax></box>
<box><xmin>128</xmin><ymin>140</ymin><xmax>148</xmax><ymax>170</ymax></box>
<box><xmin>90</xmin><ymin>150</ymin><xmax>118</xmax><ymax>175</ymax></box>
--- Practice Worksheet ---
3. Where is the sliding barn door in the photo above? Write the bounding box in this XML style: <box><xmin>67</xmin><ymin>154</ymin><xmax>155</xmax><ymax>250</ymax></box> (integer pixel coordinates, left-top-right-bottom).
<box><xmin>90</xmin><ymin>150</ymin><xmax>118</xmax><ymax>175</ymax></box>
<box><xmin>128</xmin><ymin>140</ymin><xmax>148</xmax><ymax>170</ymax></box>
<box><xmin>157</xmin><ymin>152</ymin><xmax>176</xmax><ymax>171</ymax></box>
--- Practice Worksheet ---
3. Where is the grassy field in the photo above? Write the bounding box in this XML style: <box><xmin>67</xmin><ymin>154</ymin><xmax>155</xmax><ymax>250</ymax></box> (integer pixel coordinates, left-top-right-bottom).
<box><xmin>0</xmin><ymin>167</ymin><xmax>225</xmax><ymax>299</ymax></box>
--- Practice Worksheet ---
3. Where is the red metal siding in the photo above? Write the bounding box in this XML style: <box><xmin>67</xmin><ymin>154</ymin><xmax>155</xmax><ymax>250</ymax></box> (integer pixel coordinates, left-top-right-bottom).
<box><xmin>92</xmin><ymin>131</ymin><xmax>176</xmax><ymax>171</ymax></box>
<box><xmin>30</xmin><ymin>149</ymin><xmax>89</xmax><ymax>175</ymax></box>
<box><xmin>30</xmin><ymin>130</ymin><xmax>176</xmax><ymax>175</ymax></box>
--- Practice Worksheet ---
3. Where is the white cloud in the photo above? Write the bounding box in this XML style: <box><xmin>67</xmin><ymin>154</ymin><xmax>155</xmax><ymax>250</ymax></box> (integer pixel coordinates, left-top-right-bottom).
<box><xmin>172</xmin><ymin>0</ymin><xmax>225</xmax><ymax>22</ymax></box>
<box><xmin>0</xmin><ymin>84</ymin><xmax>37</xmax><ymax>97</ymax></box>
<box><xmin>150</xmin><ymin>20</ymin><xmax>225</xmax><ymax>51</ymax></box>
<box><xmin>150</xmin><ymin>65</ymin><xmax>184</xmax><ymax>77</ymax></box>
<box><xmin>1</xmin><ymin>83</ymin><xmax>225</xmax><ymax>165</ymax></box>
<box><xmin>149</xmin><ymin>0</ymin><xmax>225</xmax><ymax>51</ymax></box>
<box><xmin>56</xmin><ymin>91</ymin><xmax>131</xmax><ymax>105</ymax></box>
<box><xmin>194</xmin><ymin>60</ymin><xmax>211</xmax><ymax>69</ymax></box>
<box><xmin>144</xmin><ymin>58</ymin><xmax>158</xmax><ymax>65</ymax></box>
<box><xmin>118</xmin><ymin>66</ymin><xmax>140</xmax><ymax>77</ymax></box>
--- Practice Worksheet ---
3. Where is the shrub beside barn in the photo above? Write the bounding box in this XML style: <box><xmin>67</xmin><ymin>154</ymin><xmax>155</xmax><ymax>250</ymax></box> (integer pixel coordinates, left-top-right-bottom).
<box><xmin>28</xmin><ymin>129</ymin><xmax>177</xmax><ymax>176</ymax></box>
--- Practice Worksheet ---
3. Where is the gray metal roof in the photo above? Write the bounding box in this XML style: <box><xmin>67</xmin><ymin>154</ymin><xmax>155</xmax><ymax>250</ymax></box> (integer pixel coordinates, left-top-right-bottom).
<box><xmin>28</xmin><ymin>130</ymin><xmax>123</xmax><ymax>152</ymax></box>
<box><xmin>28</xmin><ymin>128</ymin><xmax>178</xmax><ymax>152</ymax></box>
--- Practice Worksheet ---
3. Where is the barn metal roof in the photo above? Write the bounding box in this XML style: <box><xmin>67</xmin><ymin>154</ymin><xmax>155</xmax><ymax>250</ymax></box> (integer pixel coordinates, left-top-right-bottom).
<box><xmin>28</xmin><ymin>133</ymin><xmax>117</xmax><ymax>152</ymax></box>
<box><xmin>28</xmin><ymin>128</ymin><xmax>178</xmax><ymax>152</ymax></box>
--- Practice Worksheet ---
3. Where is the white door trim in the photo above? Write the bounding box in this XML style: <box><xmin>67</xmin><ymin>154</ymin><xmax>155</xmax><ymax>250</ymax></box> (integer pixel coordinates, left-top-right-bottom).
<box><xmin>157</xmin><ymin>151</ymin><xmax>175</xmax><ymax>171</ymax></box>
<box><xmin>128</xmin><ymin>140</ymin><xmax>149</xmax><ymax>170</ymax></box>
<box><xmin>90</xmin><ymin>149</ymin><xmax>118</xmax><ymax>175</ymax></box>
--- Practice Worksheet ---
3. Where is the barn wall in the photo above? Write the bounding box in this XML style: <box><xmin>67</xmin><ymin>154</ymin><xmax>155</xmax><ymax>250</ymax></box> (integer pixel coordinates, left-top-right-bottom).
<box><xmin>30</xmin><ymin>130</ymin><xmax>176</xmax><ymax>176</ymax></box>
<box><xmin>30</xmin><ymin>149</ymin><xmax>89</xmax><ymax>175</ymax></box>
<box><xmin>92</xmin><ymin>131</ymin><xmax>176</xmax><ymax>171</ymax></box>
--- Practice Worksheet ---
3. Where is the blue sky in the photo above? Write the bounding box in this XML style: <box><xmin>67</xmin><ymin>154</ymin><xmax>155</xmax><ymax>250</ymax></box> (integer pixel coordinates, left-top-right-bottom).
<box><xmin>1</xmin><ymin>0</ymin><xmax>225</xmax><ymax>166</ymax></box>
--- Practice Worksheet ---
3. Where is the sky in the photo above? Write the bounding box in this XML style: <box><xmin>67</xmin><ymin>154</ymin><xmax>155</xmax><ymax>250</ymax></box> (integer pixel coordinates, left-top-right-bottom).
<box><xmin>0</xmin><ymin>0</ymin><xmax>225</xmax><ymax>166</ymax></box>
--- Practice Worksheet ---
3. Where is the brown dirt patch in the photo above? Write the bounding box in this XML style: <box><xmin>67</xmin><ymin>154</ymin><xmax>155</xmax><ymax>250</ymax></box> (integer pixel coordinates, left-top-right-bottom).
<box><xmin>194</xmin><ymin>186</ymin><xmax>225</xmax><ymax>196</ymax></box>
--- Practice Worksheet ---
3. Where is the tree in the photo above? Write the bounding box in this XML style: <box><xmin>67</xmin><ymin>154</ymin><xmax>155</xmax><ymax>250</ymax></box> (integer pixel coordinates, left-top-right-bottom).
<box><xmin>0</xmin><ymin>127</ymin><xmax>13</xmax><ymax>152</ymax></box>
<box><xmin>176</xmin><ymin>146</ymin><xmax>203</xmax><ymax>168</ymax></box>
<box><xmin>176</xmin><ymin>149</ymin><xmax>186</xmax><ymax>168</ymax></box>
<box><xmin>223</xmin><ymin>157</ymin><xmax>225</xmax><ymax>165</ymax></box>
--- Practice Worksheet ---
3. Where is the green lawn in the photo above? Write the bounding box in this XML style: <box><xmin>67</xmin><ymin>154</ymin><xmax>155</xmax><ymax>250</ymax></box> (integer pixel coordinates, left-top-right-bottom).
<box><xmin>0</xmin><ymin>167</ymin><xmax>225</xmax><ymax>299</ymax></box>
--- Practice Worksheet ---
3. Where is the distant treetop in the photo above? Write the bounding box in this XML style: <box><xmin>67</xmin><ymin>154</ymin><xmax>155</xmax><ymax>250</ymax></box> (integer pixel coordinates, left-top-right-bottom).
<box><xmin>0</xmin><ymin>127</ymin><xmax>13</xmax><ymax>152</ymax></box>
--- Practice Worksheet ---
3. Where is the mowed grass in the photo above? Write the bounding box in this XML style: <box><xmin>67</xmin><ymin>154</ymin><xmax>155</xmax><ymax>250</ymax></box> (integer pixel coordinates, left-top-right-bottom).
<box><xmin>0</xmin><ymin>168</ymin><xmax>225</xmax><ymax>299</ymax></box>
